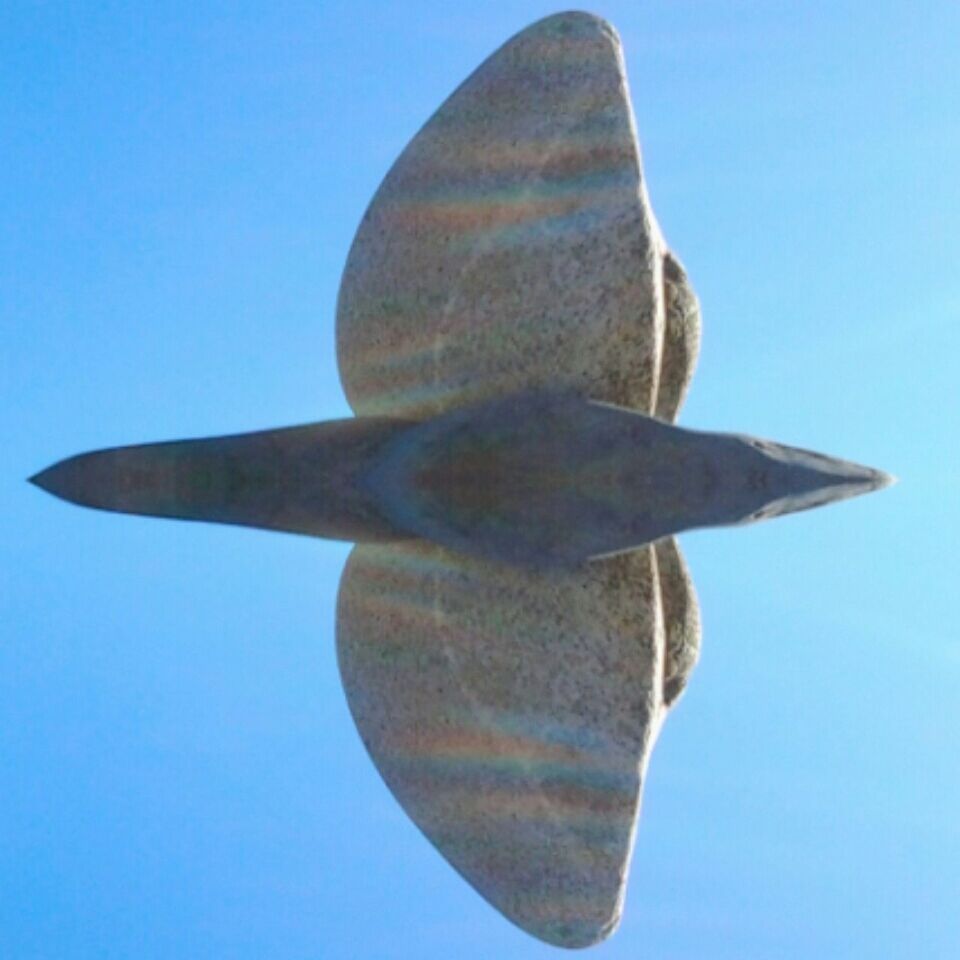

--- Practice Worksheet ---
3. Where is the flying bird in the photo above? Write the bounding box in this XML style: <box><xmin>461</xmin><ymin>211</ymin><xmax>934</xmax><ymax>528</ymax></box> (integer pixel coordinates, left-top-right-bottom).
<box><xmin>31</xmin><ymin>12</ymin><xmax>892</xmax><ymax>949</ymax></box>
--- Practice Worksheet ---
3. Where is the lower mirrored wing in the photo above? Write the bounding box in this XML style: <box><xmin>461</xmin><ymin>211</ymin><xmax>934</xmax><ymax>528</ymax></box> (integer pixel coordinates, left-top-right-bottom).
<box><xmin>336</xmin><ymin>538</ymin><xmax>700</xmax><ymax>947</ymax></box>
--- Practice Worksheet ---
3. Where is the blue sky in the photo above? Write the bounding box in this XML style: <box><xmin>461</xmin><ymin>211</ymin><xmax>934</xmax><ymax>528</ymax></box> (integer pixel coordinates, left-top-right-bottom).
<box><xmin>2</xmin><ymin>2</ymin><xmax>958</xmax><ymax>957</ymax></box>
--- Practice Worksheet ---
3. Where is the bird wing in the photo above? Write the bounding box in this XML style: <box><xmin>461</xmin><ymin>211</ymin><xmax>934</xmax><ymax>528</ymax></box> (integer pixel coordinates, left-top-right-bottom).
<box><xmin>337</xmin><ymin>11</ymin><xmax>698</xmax><ymax>421</ymax></box>
<box><xmin>655</xmin><ymin>253</ymin><xmax>701</xmax><ymax>424</ymax></box>
<box><xmin>654</xmin><ymin>536</ymin><xmax>701</xmax><ymax>706</ymax></box>
<box><xmin>336</xmin><ymin>539</ymin><xmax>683</xmax><ymax>948</ymax></box>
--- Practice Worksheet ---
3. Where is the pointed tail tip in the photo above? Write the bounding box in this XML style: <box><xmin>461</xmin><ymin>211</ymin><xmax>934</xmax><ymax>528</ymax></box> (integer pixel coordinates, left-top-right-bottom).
<box><xmin>26</xmin><ymin>450</ymin><xmax>145</xmax><ymax>512</ymax></box>
<box><xmin>27</xmin><ymin>456</ymin><xmax>102</xmax><ymax>507</ymax></box>
<box><xmin>28</xmin><ymin>465</ymin><xmax>57</xmax><ymax>494</ymax></box>
<box><xmin>28</xmin><ymin>461</ymin><xmax>82</xmax><ymax>506</ymax></box>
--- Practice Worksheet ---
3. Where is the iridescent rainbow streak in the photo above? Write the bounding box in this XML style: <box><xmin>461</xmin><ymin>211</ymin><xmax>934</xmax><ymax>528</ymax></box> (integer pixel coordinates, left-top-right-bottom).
<box><xmin>344</xmin><ymin>158</ymin><xmax>635</xmax><ymax>413</ymax></box>
<box><xmin>383</xmin><ymin>722</ymin><xmax>637</xmax><ymax>826</ymax></box>
<box><xmin>339</xmin><ymin>541</ymin><xmax>644</xmax><ymax>833</ymax></box>
<box><xmin>339</xmin><ymin>547</ymin><xmax>560</xmax><ymax>682</ymax></box>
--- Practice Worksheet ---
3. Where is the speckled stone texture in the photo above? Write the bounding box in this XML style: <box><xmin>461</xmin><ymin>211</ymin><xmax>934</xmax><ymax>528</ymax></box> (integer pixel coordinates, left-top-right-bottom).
<box><xmin>336</xmin><ymin>12</ymin><xmax>700</xmax><ymax>423</ymax></box>
<box><xmin>337</xmin><ymin>539</ymin><xmax>691</xmax><ymax>948</ymax></box>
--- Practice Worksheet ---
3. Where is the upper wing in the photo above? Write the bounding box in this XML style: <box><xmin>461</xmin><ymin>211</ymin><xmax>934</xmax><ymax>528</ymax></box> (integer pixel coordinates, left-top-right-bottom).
<box><xmin>336</xmin><ymin>539</ymin><xmax>699</xmax><ymax>947</ymax></box>
<box><xmin>337</xmin><ymin>12</ymin><xmax>699</xmax><ymax>421</ymax></box>
<box><xmin>655</xmin><ymin>253</ymin><xmax>701</xmax><ymax>423</ymax></box>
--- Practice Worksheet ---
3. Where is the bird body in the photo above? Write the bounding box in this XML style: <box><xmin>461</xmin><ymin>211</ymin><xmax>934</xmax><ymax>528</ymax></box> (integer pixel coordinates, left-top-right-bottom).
<box><xmin>33</xmin><ymin>390</ymin><xmax>889</xmax><ymax>569</ymax></box>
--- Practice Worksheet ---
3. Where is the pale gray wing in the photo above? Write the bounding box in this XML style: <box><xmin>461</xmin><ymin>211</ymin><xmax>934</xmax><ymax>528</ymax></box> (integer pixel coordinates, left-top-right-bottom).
<box><xmin>654</xmin><ymin>536</ymin><xmax>701</xmax><ymax>705</ymax></box>
<box><xmin>337</xmin><ymin>12</ymin><xmax>672</xmax><ymax>420</ymax></box>
<box><xmin>336</xmin><ymin>541</ymin><xmax>671</xmax><ymax>948</ymax></box>
<box><xmin>653</xmin><ymin>252</ymin><xmax>701</xmax><ymax>424</ymax></box>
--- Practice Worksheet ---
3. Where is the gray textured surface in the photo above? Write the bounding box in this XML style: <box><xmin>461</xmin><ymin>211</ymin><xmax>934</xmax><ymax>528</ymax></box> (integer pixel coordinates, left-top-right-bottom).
<box><xmin>337</xmin><ymin>540</ymin><xmax>669</xmax><ymax>948</ymax></box>
<box><xmin>336</xmin><ymin>11</ymin><xmax>699</xmax><ymax>423</ymax></box>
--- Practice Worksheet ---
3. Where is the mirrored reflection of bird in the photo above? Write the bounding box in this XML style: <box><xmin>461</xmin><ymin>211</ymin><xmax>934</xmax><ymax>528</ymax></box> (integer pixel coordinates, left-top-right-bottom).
<box><xmin>30</xmin><ymin>12</ymin><xmax>892</xmax><ymax>949</ymax></box>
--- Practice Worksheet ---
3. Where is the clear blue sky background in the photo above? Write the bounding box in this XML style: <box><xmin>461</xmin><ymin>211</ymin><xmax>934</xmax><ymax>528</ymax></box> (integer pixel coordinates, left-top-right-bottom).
<box><xmin>3</xmin><ymin>2</ymin><xmax>958</xmax><ymax>958</ymax></box>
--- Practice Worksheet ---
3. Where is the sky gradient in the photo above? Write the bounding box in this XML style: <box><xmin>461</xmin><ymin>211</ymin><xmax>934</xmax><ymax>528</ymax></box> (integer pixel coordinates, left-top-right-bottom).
<box><xmin>3</xmin><ymin>2</ymin><xmax>959</xmax><ymax>958</ymax></box>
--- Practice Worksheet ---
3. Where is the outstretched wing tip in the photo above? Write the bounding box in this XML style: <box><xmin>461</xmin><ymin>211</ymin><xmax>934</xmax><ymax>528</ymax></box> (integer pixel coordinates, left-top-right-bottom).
<box><xmin>518</xmin><ymin>916</ymin><xmax>622</xmax><ymax>951</ymax></box>
<box><xmin>526</xmin><ymin>9</ymin><xmax>619</xmax><ymax>36</ymax></box>
<box><xmin>552</xmin><ymin>902</ymin><xmax>624</xmax><ymax>950</ymax></box>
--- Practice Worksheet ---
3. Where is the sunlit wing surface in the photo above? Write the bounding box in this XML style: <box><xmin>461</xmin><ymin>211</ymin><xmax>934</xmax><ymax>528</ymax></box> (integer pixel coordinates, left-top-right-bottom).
<box><xmin>336</xmin><ymin>539</ymin><xmax>700</xmax><ymax>947</ymax></box>
<box><xmin>337</xmin><ymin>11</ymin><xmax>698</xmax><ymax>422</ymax></box>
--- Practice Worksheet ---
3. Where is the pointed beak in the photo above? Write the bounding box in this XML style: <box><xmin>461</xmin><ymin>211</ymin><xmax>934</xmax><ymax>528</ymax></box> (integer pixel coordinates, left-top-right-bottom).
<box><xmin>744</xmin><ymin>438</ymin><xmax>895</xmax><ymax>521</ymax></box>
